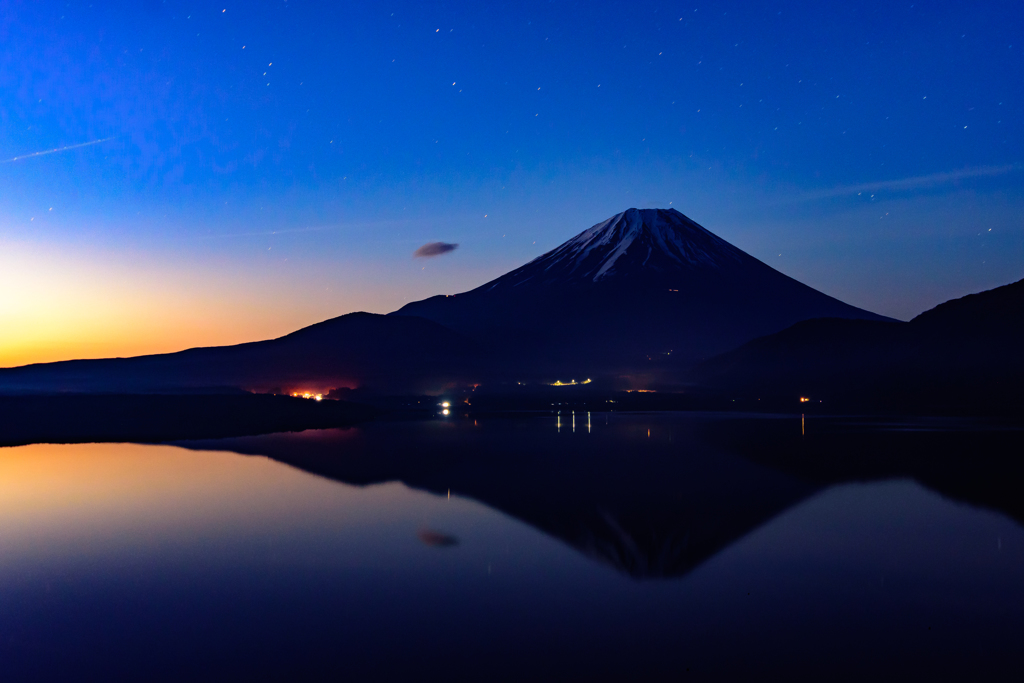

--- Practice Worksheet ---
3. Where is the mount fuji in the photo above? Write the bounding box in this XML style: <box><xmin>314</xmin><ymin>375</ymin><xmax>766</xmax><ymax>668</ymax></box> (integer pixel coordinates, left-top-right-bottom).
<box><xmin>394</xmin><ymin>208</ymin><xmax>891</xmax><ymax>381</ymax></box>
<box><xmin>0</xmin><ymin>207</ymin><xmax>892</xmax><ymax>396</ymax></box>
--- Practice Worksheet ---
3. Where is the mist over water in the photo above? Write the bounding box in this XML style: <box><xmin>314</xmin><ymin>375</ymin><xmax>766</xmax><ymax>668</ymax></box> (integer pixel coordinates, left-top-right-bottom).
<box><xmin>1</xmin><ymin>413</ymin><xmax>1022</xmax><ymax>680</ymax></box>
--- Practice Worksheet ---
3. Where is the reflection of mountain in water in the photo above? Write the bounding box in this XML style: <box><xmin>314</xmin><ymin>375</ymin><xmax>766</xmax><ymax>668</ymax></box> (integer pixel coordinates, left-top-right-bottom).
<box><xmin>180</xmin><ymin>416</ymin><xmax>817</xmax><ymax>578</ymax></box>
<box><xmin>177</xmin><ymin>415</ymin><xmax>1024</xmax><ymax>579</ymax></box>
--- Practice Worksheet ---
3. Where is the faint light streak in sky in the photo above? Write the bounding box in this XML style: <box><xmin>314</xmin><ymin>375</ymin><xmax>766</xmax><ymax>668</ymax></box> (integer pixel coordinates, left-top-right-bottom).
<box><xmin>789</xmin><ymin>164</ymin><xmax>1023</xmax><ymax>202</ymax></box>
<box><xmin>0</xmin><ymin>137</ymin><xmax>116</xmax><ymax>164</ymax></box>
<box><xmin>197</xmin><ymin>219</ymin><xmax>425</xmax><ymax>241</ymax></box>
<box><xmin>198</xmin><ymin>226</ymin><xmax>331</xmax><ymax>240</ymax></box>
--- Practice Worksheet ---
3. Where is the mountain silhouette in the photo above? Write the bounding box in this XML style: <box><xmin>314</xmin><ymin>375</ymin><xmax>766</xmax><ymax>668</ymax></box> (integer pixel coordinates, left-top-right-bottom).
<box><xmin>0</xmin><ymin>208</ymin><xmax>897</xmax><ymax>395</ymax></box>
<box><xmin>0</xmin><ymin>312</ymin><xmax>476</xmax><ymax>395</ymax></box>
<box><xmin>691</xmin><ymin>277</ymin><xmax>1024</xmax><ymax>413</ymax></box>
<box><xmin>394</xmin><ymin>208</ymin><xmax>890</xmax><ymax>381</ymax></box>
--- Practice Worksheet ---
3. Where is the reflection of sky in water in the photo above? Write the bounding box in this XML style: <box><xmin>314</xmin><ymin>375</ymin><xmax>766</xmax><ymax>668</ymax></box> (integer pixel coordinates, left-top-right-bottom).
<box><xmin>1</xmin><ymin>421</ymin><xmax>1023</xmax><ymax>679</ymax></box>
<box><xmin>0</xmin><ymin>442</ymin><xmax>571</xmax><ymax>584</ymax></box>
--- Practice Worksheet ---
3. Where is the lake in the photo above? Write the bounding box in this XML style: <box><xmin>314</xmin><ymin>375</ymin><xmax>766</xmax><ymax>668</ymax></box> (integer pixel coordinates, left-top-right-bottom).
<box><xmin>1</xmin><ymin>412</ymin><xmax>1022</xmax><ymax>680</ymax></box>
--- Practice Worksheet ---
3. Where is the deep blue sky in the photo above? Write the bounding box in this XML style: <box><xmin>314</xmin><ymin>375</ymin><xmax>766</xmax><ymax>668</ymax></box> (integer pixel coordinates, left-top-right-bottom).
<box><xmin>1</xmin><ymin>0</ymin><xmax>1022</xmax><ymax>363</ymax></box>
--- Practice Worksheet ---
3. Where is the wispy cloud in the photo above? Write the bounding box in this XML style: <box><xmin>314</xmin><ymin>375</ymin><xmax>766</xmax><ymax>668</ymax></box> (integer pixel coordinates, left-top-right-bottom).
<box><xmin>414</xmin><ymin>241</ymin><xmax>459</xmax><ymax>258</ymax></box>
<box><xmin>196</xmin><ymin>218</ymin><xmax>428</xmax><ymax>241</ymax></box>
<box><xmin>0</xmin><ymin>137</ymin><xmax>117</xmax><ymax>164</ymax></box>
<box><xmin>198</xmin><ymin>226</ymin><xmax>330</xmax><ymax>240</ymax></box>
<box><xmin>792</xmin><ymin>164</ymin><xmax>1022</xmax><ymax>202</ymax></box>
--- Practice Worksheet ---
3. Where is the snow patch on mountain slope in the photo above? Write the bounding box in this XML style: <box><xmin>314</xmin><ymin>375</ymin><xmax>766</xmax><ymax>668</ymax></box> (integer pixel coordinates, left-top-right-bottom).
<box><xmin>508</xmin><ymin>208</ymin><xmax>744</xmax><ymax>284</ymax></box>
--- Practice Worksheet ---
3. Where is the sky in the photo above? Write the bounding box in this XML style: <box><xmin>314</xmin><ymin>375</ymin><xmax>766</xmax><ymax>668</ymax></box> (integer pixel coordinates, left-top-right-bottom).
<box><xmin>1</xmin><ymin>0</ymin><xmax>1021</xmax><ymax>366</ymax></box>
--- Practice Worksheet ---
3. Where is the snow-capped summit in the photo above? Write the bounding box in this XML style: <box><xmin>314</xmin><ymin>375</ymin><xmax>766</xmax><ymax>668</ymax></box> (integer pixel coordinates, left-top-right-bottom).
<box><xmin>491</xmin><ymin>208</ymin><xmax>745</xmax><ymax>289</ymax></box>
<box><xmin>394</xmin><ymin>207</ymin><xmax>892</xmax><ymax>379</ymax></box>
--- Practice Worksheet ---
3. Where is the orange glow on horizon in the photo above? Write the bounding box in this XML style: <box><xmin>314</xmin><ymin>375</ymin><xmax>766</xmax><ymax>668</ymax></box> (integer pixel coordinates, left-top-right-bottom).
<box><xmin>0</xmin><ymin>241</ymin><xmax>405</xmax><ymax>368</ymax></box>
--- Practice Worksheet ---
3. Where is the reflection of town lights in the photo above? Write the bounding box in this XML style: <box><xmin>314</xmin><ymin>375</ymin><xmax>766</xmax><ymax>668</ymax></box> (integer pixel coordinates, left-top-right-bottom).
<box><xmin>442</xmin><ymin>409</ymin><xmax>449</xmax><ymax>415</ymax></box>
<box><xmin>442</xmin><ymin>401</ymin><xmax>450</xmax><ymax>408</ymax></box>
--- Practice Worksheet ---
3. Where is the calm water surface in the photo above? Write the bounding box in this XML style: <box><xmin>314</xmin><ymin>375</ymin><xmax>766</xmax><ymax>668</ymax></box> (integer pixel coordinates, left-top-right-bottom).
<box><xmin>1</xmin><ymin>413</ymin><xmax>1022</xmax><ymax>681</ymax></box>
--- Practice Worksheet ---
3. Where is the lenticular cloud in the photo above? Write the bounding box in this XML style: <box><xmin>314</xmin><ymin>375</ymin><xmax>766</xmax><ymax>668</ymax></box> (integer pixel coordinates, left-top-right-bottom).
<box><xmin>414</xmin><ymin>242</ymin><xmax>459</xmax><ymax>258</ymax></box>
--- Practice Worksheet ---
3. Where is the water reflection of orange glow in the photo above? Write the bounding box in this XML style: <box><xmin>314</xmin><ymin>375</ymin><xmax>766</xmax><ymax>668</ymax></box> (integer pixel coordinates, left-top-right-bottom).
<box><xmin>0</xmin><ymin>443</ymin><xmax>414</xmax><ymax>554</ymax></box>
<box><xmin>0</xmin><ymin>441</ymin><xmax>532</xmax><ymax>589</ymax></box>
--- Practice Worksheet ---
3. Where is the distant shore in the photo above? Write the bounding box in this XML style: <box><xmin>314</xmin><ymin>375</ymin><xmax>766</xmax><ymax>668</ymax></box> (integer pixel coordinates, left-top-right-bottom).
<box><xmin>0</xmin><ymin>394</ymin><xmax>377</xmax><ymax>447</ymax></box>
<box><xmin>3</xmin><ymin>387</ymin><xmax>1022</xmax><ymax>449</ymax></box>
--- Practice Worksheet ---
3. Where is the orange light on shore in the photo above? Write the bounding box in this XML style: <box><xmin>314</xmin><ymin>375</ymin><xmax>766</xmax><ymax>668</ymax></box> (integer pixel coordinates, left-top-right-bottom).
<box><xmin>799</xmin><ymin>397</ymin><xmax>810</xmax><ymax>403</ymax></box>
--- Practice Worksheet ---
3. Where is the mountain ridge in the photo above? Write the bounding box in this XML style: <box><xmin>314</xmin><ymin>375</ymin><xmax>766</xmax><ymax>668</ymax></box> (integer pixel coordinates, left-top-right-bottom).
<box><xmin>0</xmin><ymin>312</ymin><xmax>475</xmax><ymax>395</ymax></box>
<box><xmin>690</xmin><ymin>276</ymin><xmax>1024</xmax><ymax>412</ymax></box>
<box><xmin>0</xmin><ymin>207</ymin><xmax>910</xmax><ymax>395</ymax></box>
<box><xmin>394</xmin><ymin>208</ymin><xmax>891</xmax><ymax>380</ymax></box>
